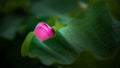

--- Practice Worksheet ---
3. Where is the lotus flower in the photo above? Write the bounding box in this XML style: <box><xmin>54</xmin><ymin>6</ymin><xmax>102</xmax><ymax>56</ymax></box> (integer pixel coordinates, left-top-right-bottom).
<box><xmin>34</xmin><ymin>22</ymin><xmax>55</xmax><ymax>41</ymax></box>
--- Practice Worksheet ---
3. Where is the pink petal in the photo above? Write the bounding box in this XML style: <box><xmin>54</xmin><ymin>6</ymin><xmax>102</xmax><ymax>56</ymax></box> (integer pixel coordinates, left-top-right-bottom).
<box><xmin>34</xmin><ymin>22</ymin><xmax>55</xmax><ymax>41</ymax></box>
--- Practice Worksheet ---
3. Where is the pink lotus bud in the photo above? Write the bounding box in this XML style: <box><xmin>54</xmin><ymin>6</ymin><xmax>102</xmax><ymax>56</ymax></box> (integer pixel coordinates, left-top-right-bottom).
<box><xmin>34</xmin><ymin>22</ymin><xmax>55</xmax><ymax>41</ymax></box>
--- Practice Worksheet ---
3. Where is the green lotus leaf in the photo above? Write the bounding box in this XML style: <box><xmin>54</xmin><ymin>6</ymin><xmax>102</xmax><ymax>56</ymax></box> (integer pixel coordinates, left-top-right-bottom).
<box><xmin>21</xmin><ymin>0</ymin><xmax>120</xmax><ymax>67</ymax></box>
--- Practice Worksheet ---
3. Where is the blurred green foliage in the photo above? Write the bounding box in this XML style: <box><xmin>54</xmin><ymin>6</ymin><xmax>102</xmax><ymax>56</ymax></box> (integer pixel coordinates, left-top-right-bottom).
<box><xmin>0</xmin><ymin>0</ymin><xmax>120</xmax><ymax>68</ymax></box>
